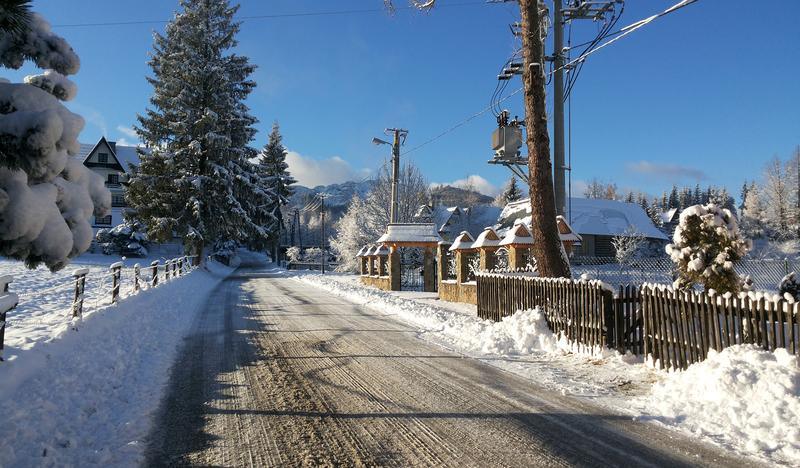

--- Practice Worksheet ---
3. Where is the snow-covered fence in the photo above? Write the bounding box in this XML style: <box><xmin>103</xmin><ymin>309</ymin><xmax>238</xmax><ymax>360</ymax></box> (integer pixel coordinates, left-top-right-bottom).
<box><xmin>2</xmin><ymin>255</ymin><xmax>200</xmax><ymax>358</ymax></box>
<box><xmin>0</xmin><ymin>275</ymin><xmax>19</xmax><ymax>361</ymax></box>
<box><xmin>640</xmin><ymin>285</ymin><xmax>799</xmax><ymax>370</ymax></box>
<box><xmin>476</xmin><ymin>273</ymin><xmax>615</xmax><ymax>349</ymax></box>
<box><xmin>477</xmin><ymin>272</ymin><xmax>799</xmax><ymax>369</ymax></box>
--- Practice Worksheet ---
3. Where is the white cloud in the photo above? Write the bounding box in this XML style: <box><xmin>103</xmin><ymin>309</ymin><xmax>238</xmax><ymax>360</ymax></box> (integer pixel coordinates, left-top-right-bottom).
<box><xmin>626</xmin><ymin>161</ymin><xmax>707</xmax><ymax>181</ymax></box>
<box><xmin>116</xmin><ymin>125</ymin><xmax>137</xmax><ymax>138</ymax></box>
<box><xmin>431</xmin><ymin>175</ymin><xmax>500</xmax><ymax>197</ymax></box>
<box><xmin>285</xmin><ymin>151</ymin><xmax>370</xmax><ymax>187</ymax></box>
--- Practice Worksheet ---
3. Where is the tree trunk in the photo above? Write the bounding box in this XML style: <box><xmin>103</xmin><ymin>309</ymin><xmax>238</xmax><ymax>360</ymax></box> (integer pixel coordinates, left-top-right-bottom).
<box><xmin>519</xmin><ymin>0</ymin><xmax>571</xmax><ymax>278</ymax></box>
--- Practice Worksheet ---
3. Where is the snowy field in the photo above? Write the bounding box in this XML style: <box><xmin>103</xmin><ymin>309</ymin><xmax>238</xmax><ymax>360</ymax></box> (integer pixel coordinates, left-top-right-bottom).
<box><xmin>296</xmin><ymin>272</ymin><xmax>800</xmax><ymax>466</ymax></box>
<box><xmin>0</xmin><ymin>255</ymin><xmax>237</xmax><ymax>466</ymax></box>
<box><xmin>1</xmin><ymin>253</ymin><xmax>192</xmax><ymax>357</ymax></box>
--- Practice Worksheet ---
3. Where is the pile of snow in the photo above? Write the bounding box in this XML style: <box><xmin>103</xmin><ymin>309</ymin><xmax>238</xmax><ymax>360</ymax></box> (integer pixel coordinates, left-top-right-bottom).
<box><xmin>0</xmin><ymin>259</ymin><xmax>235</xmax><ymax>466</ymax></box>
<box><xmin>642</xmin><ymin>345</ymin><xmax>800</xmax><ymax>464</ymax></box>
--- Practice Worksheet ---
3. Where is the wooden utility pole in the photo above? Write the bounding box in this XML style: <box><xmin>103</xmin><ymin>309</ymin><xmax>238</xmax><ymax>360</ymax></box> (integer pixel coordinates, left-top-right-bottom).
<box><xmin>520</xmin><ymin>0</ymin><xmax>571</xmax><ymax>278</ymax></box>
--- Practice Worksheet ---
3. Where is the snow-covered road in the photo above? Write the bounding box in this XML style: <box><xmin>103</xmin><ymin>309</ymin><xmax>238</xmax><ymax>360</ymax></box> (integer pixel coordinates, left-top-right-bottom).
<box><xmin>145</xmin><ymin>265</ymin><xmax>757</xmax><ymax>467</ymax></box>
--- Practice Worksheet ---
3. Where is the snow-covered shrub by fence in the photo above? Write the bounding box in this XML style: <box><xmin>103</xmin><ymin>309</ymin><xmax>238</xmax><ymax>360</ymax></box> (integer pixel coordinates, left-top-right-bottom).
<box><xmin>666</xmin><ymin>204</ymin><xmax>751</xmax><ymax>293</ymax></box>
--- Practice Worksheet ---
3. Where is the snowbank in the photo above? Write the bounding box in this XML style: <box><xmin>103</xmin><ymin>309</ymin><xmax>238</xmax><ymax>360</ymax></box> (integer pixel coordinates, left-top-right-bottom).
<box><xmin>642</xmin><ymin>345</ymin><xmax>800</xmax><ymax>464</ymax></box>
<box><xmin>299</xmin><ymin>273</ymin><xmax>568</xmax><ymax>357</ymax></box>
<box><xmin>0</xmin><ymin>260</ymin><xmax>234</xmax><ymax>466</ymax></box>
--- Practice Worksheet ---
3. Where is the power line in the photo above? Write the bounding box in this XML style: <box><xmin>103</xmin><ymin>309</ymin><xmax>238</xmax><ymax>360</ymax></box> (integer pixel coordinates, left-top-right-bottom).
<box><xmin>403</xmin><ymin>0</ymin><xmax>700</xmax><ymax>157</ymax></box>
<box><xmin>51</xmin><ymin>1</ymin><xmax>490</xmax><ymax>28</ymax></box>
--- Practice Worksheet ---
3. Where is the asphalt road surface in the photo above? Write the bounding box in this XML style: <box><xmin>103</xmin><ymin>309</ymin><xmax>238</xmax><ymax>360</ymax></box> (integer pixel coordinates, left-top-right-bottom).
<box><xmin>144</xmin><ymin>262</ymin><xmax>758</xmax><ymax>467</ymax></box>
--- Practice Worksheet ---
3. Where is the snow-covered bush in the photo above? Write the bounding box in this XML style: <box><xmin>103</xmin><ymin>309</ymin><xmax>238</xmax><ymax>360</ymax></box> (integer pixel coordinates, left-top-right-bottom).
<box><xmin>666</xmin><ymin>204</ymin><xmax>751</xmax><ymax>293</ymax></box>
<box><xmin>779</xmin><ymin>272</ymin><xmax>800</xmax><ymax>302</ymax></box>
<box><xmin>611</xmin><ymin>226</ymin><xmax>645</xmax><ymax>265</ymax></box>
<box><xmin>286</xmin><ymin>246</ymin><xmax>302</xmax><ymax>263</ymax></box>
<box><xmin>0</xmin><ymin>9</ymin><xmax>110</xmax><ymax>271</ymax></box>
<box><xmin>95</xmin><ymin>221</ymin><xmax>148</xmax><ymax>257</ymax></box>
<box><xmin>303</xmin><ymin>247</ymin><xmax>326</xmax><ymax>263</ymax></box>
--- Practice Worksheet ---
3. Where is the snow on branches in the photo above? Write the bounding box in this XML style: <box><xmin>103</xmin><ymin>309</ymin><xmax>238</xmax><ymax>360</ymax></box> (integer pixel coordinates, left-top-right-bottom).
<box><xmin>0</xmin><ymin>8</ymin><xmax>110</xmax><ymax>271</ymax></box>
<box><xmin>666</xmin><ymin>204</ymin><xmax>751</xmax><ymax>294</ymax></box>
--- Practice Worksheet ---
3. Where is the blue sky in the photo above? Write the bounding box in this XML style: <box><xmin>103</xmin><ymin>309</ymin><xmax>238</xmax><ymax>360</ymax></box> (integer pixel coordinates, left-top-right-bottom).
<box><xmin>5</xmin><ymin>0</ymin><xmax>799</xmax><ymax>199</ymax></box>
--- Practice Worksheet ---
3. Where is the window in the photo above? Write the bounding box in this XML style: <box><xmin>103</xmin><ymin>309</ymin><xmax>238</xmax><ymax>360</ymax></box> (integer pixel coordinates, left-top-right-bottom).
<box><xmin>107</xmin><ymin>174</ymin><xmax>119</xmax><ymax>185</ymax></box>
<box><xmin>95</xmin><ymin>215</ymin><xmax>112</xmax><ymax>225</ymax></box>
<box><xmin>98</xmin><ymin>153</ymin><xmax>108</xmax><ymax>163</ymax></box>
<box><xmin>111</xmin><ymin>194</ymin><xmax>125</xmax><ymax>207</ymax></box>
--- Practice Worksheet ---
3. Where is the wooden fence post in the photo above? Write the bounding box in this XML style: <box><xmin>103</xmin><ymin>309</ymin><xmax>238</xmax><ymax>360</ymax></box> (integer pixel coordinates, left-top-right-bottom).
<box><xmin>178</xmin><ymin>258</ymin><xmax>183</xmax><ymax>276</ymax></box>
<box><xmin>110</xmin><ymin>262</ymin><xmax>123</xmax><ymax>303</ymax></box>
<box><xmin>0</xmin><ymin>275</ymin><xmax>18</xmax><ymax>362</ymax></box>
<box><xmin>151</xmin><ymin>260</ymin><xmax>159</xmax><ymax>287</ymax></box>
<box><xmin>134</xmin><ymin>263</ymin><xmax>141</xmax><ymax>292</ymax></box>
<box><xmin>166</xmin><ymin>260</ymin><xmax>172</xmax><ymax>281</ymax></box>
<box><xmin>72</xmin><ymin>268</ymin><xmax>88</xmax><ymax>320</ymax></box>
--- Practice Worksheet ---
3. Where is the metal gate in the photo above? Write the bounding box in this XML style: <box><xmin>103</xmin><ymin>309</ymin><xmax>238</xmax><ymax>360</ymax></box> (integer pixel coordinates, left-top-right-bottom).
<box><xmin>400</xmin><ymin>247</ymin><xmax>424</xmax><ymax>291</ymax></box>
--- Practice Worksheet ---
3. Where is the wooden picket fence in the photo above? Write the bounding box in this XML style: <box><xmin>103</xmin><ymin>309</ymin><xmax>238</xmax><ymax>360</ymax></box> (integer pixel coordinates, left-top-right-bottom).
<box><xmin>640</xmin><ymin>285</ymin><xmax>799</xmax><ymax>370</ymax></box>
<box><xmin>476</xmin><ymin>274</ymin><xmax>615</xmax><ymax>349</ymax></box>
<box><xmin>476</xmin><ymin>274</ymin><xmax>800</xmax><ymax>369</ymax></box>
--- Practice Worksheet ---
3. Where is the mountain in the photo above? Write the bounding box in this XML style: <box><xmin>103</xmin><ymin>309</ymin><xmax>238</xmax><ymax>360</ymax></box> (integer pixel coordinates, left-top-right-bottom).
<box><xmin>430</xmin><ymin>185</ymin><xmax>494</xmax><ymax>207</ymax></box>
<box><xmin>288</xmin><ymin>180</ymin><xmax>374</xmax><ymax>210</ymax></box>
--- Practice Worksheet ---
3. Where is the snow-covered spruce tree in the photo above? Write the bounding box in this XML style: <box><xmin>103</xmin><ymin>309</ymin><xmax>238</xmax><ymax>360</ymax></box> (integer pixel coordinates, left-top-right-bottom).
<box><xmin>494</xmin><ymin>176</ymin><xmax>522</xmax><ymax>207</ymax></box>
<box><xmin>127</xmin><ymin>0</ymin><xmax>275</xmax><ymax>258</ymax></box>
<box><xmin>256</xmin><ymin>122</ymin><xmax>295</xmax><ymax>256</ymax></box>
<box><xmin>0</xmin><ymin>4</ymin><xmax>111</xmax><ymax>271</ymax></box>
<box><xmin>665</xmin><ymin>204</ymin><xmax>752</xmax><ymax>293</ymax></box>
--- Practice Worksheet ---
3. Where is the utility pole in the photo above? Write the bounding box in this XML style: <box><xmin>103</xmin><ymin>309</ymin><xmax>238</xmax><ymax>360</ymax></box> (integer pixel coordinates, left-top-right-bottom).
<box><xmin>372</xmin><ymin>128</ymin><xmax>408</xmax><ymax>224</ymax></box>
<box><xmin>319</xmin><ymin>194</ymin><xmax>328</xmax><ymax>274</ymax></box>
<box><xmin>553</xmin><ymin>2</ymin><xmax>566</xmax><ymax>217</ymax></box>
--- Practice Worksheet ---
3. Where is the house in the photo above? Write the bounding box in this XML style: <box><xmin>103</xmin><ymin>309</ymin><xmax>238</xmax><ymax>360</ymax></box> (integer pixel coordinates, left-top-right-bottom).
<box><xmin>79</xmin><ymin>137</ymin><xmax>140</xmax><ymax>231</ymax></box>
<box><xmin>660</xmin><ymin>207</ymin><xmax>679</xmax><ymax>238</ymax></box>
<box><xmin>414</xmin><ymin>204</ymin><xmax>503</xmax><ymax>242</ymax></box>
<box><xmin>496</xmin><ymin>197</ymin><xmax>669</xmax><ymax>258</ymax></box>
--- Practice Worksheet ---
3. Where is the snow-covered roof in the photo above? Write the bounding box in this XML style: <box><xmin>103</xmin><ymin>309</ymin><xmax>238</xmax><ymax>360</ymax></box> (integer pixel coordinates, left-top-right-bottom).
<box><xmin>497</xmin><ymin>197</ymin><xmax>667</xmax><ymax>240</ymax></box>
<box><xmin>373</xmin><ymin>245</ymin><xmax>389</xmax><ymax>256</ymax></box>
<box><xmin>499</xmin><ymin>223</ymin><xmax>534</xmax><ymax>246</ymax></box>
<box><xmin>472</xmin><ymin>227</ymin><xmax>501</xmax><ymax>249</ymax></box>
<box><xmin>556</xmin><ymin>215</ymin><xmax>582</xmax><ymax>242</ymax></box>
<box><xmin>377</xmin><ymin>223</ymin><xmax>442</xmax><ymax>245</ymax></box>
<box><xmin>356</xmin><ymin>246</ymin><xmax>371</xmax><ymax>257</ymax></box>
<box><xmin>661</xmin><ymin>207</ymin><xmax>678</xmax><ymax>224</ymax></box>
<box><xmin>448</xmin><ymin>231</ymin><xmax>476</xmax><ymax>251</ymax></box>
<box><xmin>78</xmin><ymin>137</ymin><xmax>142</xmax><ymax>173</ymax></box>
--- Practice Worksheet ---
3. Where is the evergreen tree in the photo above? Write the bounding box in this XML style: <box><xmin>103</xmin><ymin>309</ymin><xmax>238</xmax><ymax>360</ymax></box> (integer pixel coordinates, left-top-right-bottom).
<box><xmin>256</xmin><ymin>122</ymin><xmax>296</xmax><ymax>257</ymax></box>
<box><xmin>739</xmin><ymin>181</ymin><xmax>749</xmax><ymax>212</ymax></box>
<box><xmin>495</xmin><ymin>177</ymin><xmax>523</xmax><ymax>206</ymax></box>
<box><xmin>693</xmin><ymin>183</ymin><xmax>702</xmax><ymax>206</ymax></box>
<box><xmin>668</xmin><ymin>185</ymin><xmax>679</xmax><ymax>209</ymax></box>
<box><xmin>127</xmin><ymin>0</ymin><xmax>275</xmax><ymax>257</ymax></box>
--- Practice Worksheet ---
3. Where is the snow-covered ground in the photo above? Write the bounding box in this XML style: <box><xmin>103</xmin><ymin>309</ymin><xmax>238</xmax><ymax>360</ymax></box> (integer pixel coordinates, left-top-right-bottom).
<box><xmin>0</xmin><ymin>255</ymin><xmax>237</xmax><ymax>467</ymax></box>
<box><xmin>296</xmin><ymin>272</ymin><xmax>800</xmax><ymax>466</ymax></box>
<box><xmin>1</xmin><ymin>252</ymin><xmax>192</xmax><ymax>356</ymax></box>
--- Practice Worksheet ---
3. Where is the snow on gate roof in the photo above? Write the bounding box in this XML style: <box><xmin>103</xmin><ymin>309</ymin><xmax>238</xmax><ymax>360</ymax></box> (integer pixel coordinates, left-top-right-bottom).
<box><xmin>377</xmin><ymin>223</ymin><xmax>442</xmax><ymax>245</ymax></box>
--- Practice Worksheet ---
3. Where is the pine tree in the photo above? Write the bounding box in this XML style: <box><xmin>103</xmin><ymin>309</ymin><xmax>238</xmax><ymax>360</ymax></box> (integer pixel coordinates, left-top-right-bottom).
<box><xmin>127</xmin><ymin>0</ymin><xmax>274</xmax><ymax>257</ymax></box>
<box><xmin>495</xmin><ymin>177</ymin><xmax>522</xmax><ymax>206</ymax></box>
<box><xmin>257</xmin><ymin>122</ymin><xmax>296</xmax><ymax>258</ymax></box>
<box><xmin>668</xmin><ymin>185</ymin><xmax>679</xmax><ymax>209</ymax></box>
